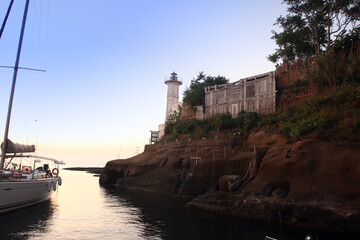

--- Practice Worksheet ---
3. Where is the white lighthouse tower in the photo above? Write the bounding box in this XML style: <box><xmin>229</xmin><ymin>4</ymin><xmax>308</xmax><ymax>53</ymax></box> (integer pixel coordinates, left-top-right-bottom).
<box><xmin>157</xmin><ymin>72</ymin><xmax>182</xmax><ymax>139</ymax></box>
<box><xmin>164</xmin><ymin>71</ymin><xmax>182</xmax><ymax>120</ymax></box>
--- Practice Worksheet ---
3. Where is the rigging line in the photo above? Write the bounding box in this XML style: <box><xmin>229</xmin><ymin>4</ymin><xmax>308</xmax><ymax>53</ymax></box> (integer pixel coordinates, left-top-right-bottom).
<box><xmin>0</xmin><ymin>0</ymin><xmax>14</xmax><ymax>40</ymax></box>
<box><xmin>0</xmin><ymin>65</ymin><xmax>46</xmax><ymax>72</ymax></box>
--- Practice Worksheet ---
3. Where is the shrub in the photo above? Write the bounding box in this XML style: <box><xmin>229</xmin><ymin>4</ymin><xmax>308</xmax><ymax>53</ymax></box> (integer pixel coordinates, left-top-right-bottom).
<box><xmin>278</xmin><ymin>108</ymin><xmax>298</xmax><ymax>123</ymax></box>
<box><xmin>218</xmin><ymin>113</ymin><xmax>236</xmax><ymax>130</ymax></box>
<box><xmin>258</xmin><ymin>114</ymin><xmax>277</xmax><ymax>127</ymax></box>
<box><xmin>234</xmin><ymin>111</ymin><xmax>260</xmax><ymax>129</ymax></box>
<box><xmin>208</xmin><ymin>113</ymin><xmax>236</xmax><ymax>131</ymax></box>
<box><xmin>279</xmin><ymin>114</ymin><xmax>331</xmax><ymax>137</ymax></box>
<box><xmin>234</xmin><ymin>111</ymin><xmax>246</xmax><ymax>128</ymax></box>
<box><xmin>280</xmin><ymin>122</ymin><xmax>299</xmax><ymax>137</ymax></box>
<box><xmin>244</xmin><ymin>112</ymin><xmax>260</xmax><ymax>129</ymax></box>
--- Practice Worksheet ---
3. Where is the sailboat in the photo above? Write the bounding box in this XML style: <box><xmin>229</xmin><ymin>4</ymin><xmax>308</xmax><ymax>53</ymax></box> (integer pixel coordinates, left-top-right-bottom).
<box><xmin>0</xmin><ymin>0</ymin><xmax>64</xmax><ymax>213</ymax></box>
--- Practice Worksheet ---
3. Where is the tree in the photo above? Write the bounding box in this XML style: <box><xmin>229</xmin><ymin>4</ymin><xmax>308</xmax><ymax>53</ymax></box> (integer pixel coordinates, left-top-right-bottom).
<box><xmin>268</xmin><ymin>14</ymin><xmax>318</xmax><ymax>63</ymax></box>
<box><xmin>269</xmin><ymin>0</ymin><xmax>360</xmax><ymax>64</ymax></box>
<box><xmin>183</xmin><ymin>72</ymin><xmax>229</xmax><ymax>107</ymax></box>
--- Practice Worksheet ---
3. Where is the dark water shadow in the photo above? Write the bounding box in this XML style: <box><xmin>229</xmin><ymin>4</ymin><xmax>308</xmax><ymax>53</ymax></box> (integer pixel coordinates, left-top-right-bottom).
<box><xmin>0</xmin><ymin>200</ymin><xmax>55</xmax><ymax>240</ymax></box>
<box><xmin>101</xmin><ymin>186</ymin><xmax>359</xmax><ymax>240</ymax></box>
<box><xmin>101</xmin><ymin>187</ymin><xmax>289</xmax><ymax>240</ymax></box>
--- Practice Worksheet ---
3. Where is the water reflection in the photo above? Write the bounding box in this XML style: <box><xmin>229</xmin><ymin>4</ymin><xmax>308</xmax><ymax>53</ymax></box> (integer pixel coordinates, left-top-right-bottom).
<box><xmin>0</xmin><ymin>171</ymin><xmax>357</xmax><ymax>240</ymax></box>
<box><xmin>0</xmin><ymin>200</ymin><xmax>55</xmax><ymax>239</ymax></box>
<box><xmin>102</xmin><ymin>186</ymin><xmax>359</xmax><ymax>240</ymax></box>
<box><xmin>102</xmin><ymin>187</ymin><xmax>278</xmax><ymax>240</ymax></box>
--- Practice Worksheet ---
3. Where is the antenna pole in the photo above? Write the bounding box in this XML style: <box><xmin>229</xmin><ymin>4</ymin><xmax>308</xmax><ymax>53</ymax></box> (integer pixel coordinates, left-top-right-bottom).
<box><xmin>1</xmin><ymin>0</ymin><xmax>31</xmax><ymax>170</ymax></box>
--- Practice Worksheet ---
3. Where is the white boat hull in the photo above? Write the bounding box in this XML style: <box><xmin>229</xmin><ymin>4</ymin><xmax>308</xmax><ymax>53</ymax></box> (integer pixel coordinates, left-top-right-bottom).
<box><xmin>0</xmin><ymin>178</ymin><xmax>58</xmax><ymax>213</ymax></box>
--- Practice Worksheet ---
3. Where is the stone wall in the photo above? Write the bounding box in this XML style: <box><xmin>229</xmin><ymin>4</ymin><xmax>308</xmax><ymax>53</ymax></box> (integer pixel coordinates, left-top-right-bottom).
<box><xmin>275</xmin><ymin>61</ymin><xmax>312</xmax><ymax>109</ymax></box>
<box><xmin>276</xmin><ymin>61</ymin><xmax>303</xmax><ymax>88</ymax></box>
<box><xmin>181</xmin><ymin>103</ymin><xmax>196</xmax><ymax>120</ymax></box>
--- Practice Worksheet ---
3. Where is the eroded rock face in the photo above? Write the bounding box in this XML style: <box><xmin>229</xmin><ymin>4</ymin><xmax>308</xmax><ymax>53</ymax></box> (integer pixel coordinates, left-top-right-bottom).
<box><xmin>99</xmin><ymin>132</ymin><xmax>360</xmax><ymax>234</ymax></box>
<box><xmin>100</xmin><ymin>138</ymin><xmax>249</xmax><ymax>197</ymax></box>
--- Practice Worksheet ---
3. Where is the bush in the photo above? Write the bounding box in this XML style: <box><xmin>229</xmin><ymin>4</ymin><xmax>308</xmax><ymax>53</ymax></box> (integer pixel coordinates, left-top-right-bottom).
<box><xmin>208</xmin><ymin>113</ymin><xmax>236</xmax><ymax>131</ymax></box>
<box><xmin>244</xmin><ymin>112</ymin><xmax>260</xmax><ymax>129</ymax></box>
<box><xmin>258</xmin><ymin>114</ymin><xmax>277</xmax><ymax>127</ymax></box>
<box><xmin>234</xmin><ymin>111</ymin><xmax>260</xmax><ymax>129</ymax></box>
<box><xmin>277</xmin><ymin>108</ymin><xmax>299</xmax><ymax>123</ymax></box>
<box><xmin>279</xmin><ymin>114</ymin><xmax>331</xmax><ymax>137</ymax></box>
<box><xmin>234</xmin><ymin>111</ymin><xmax>246</xmax><ymax>127</ymax></box>
<box><xmin>280</xmin><ymin>122</ymin><xmax>300</xmax><ymax>137</ymax></box>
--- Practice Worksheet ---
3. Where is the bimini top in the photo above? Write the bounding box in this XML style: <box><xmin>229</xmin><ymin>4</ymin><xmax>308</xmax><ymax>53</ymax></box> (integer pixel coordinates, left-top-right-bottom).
<box><xmin>1</xmin><ymin>139</ymin><xmax>35</xmax><ymax>153</ymax></box>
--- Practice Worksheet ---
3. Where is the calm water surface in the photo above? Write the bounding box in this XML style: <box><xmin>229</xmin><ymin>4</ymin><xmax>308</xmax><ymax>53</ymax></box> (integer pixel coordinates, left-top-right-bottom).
<box><xmin>0</xmin><ymin>170</ymin><xmax>357</xmax><ymax>240</ymax></box>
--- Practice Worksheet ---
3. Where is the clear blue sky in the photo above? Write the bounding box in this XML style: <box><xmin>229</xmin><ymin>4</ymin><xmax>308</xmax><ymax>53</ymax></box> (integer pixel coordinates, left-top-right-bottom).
<box><xmin>0</xmin><ymin>0</ymin><xmax>287</xmax><ymax>167</ymax></box>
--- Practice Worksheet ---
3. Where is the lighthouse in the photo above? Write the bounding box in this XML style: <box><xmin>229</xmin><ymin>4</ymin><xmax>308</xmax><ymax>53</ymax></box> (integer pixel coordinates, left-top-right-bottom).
<box><xmin>164</xmin><ymin>71</ymin><xmax>182</xmax><ymax>120</ymax></box>
<box><xmin>157</xmin><ymin>72</ymin><xmax>182</xmax><ymax>139</ymax></box>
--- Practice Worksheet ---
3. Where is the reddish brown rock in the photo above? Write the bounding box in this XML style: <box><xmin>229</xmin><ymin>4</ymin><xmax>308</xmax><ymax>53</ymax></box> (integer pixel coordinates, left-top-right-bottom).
<box><xmin>99</xmin><ymin>131</ymin><xmax>360</xmax><ymax>234</ymax></box>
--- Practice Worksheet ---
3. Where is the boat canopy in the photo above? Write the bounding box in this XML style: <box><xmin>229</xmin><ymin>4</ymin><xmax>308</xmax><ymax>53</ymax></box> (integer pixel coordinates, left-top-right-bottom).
<box><xmin>1</xmin><ymin>139</ymin><xmax>35</xmax><ymax>153</ymax></box>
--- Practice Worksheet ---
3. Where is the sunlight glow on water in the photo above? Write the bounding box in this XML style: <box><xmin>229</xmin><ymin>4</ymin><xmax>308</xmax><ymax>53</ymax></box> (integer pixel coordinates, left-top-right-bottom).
<box><xmin>34</xmin><ymin>171</ymin><xmax>152</xmax><ymax>240</ymax></box>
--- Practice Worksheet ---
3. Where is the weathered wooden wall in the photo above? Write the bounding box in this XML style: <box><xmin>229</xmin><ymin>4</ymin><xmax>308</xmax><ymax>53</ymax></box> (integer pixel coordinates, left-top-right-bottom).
<box><xmin>201</xmin><ymin>71</ymin><xmax>276</xmax><ymax>118</ymax></box>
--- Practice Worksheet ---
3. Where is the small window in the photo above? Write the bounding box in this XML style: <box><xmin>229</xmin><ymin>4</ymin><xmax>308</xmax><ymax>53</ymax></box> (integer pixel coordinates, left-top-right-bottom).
<box><xmin>246</xmin><ymin>84</ymin><xmax>255</xmax><ymax>98</ymax></box>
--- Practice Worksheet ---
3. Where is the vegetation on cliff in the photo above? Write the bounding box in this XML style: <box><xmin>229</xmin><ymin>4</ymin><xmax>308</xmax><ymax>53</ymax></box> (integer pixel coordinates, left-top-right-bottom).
<box><xmin>276</xmin><ymin>83</ymin><xmax>360</xmax><ymax>138</ymax></box>
<box><xmin>164</xmin><ymin>111</ymin><xmax>260</xmax><ymax>140</ymax></box>
<box><xmin>164</xmin><ymin>82</ymin><xmax>360</xmax><ymax>141</ymax></box>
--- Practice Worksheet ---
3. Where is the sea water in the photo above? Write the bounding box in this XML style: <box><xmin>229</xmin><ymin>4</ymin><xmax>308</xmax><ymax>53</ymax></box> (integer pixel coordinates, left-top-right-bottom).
<box><xmin>0</xmin><ymin>170</ymin><xmax>356</xmax><ymax>240</ymax></box>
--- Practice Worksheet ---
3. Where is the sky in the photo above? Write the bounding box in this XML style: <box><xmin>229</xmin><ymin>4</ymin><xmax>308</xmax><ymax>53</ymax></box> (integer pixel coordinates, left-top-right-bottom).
<box><xmin>0</xmin><ymin>0</ymin><xmax>287</xmax><ymax>167</ymax></box>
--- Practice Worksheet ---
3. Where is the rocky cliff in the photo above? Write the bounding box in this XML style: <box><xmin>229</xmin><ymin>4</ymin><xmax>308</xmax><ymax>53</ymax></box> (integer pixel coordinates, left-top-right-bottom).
<box><xmin>99</xmin><ymin>131</ymin><xmax>360</xmax><ymax>234</ymax></box>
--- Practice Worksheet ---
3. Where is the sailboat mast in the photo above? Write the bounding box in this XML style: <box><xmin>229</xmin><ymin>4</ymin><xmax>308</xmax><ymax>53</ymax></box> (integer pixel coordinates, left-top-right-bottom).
<box><xmin>0</xmin><ymin>0</ymin><xmax>31</xmax><ymax>170</ymax></box>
